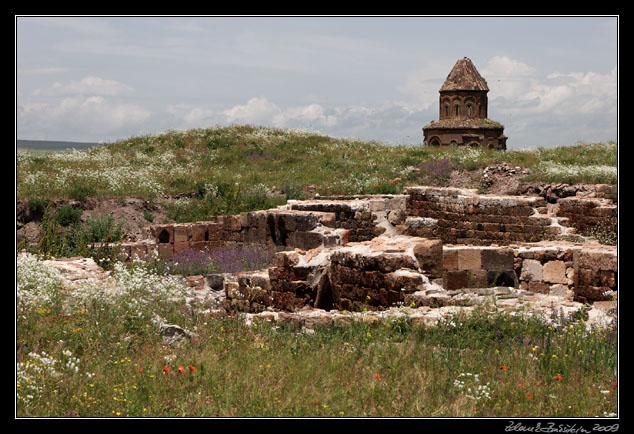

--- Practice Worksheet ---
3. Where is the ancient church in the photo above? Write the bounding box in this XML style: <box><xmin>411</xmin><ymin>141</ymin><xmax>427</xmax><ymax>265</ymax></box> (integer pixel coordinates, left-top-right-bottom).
<box><xmin>423</xmin><ymin>57</ymin><xmax>507</xmax><ymax>150</ymax></box>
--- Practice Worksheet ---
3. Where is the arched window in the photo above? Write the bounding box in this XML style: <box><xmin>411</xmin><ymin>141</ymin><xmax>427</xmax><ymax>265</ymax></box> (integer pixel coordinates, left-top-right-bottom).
<box><xmin>158</xmin><ymin>229</ymin><xmax>171</xmax><ymax>243</ymax></box>
<box><xmin>467</xmin><ymin>105</ymin><xmax>472</xmax><ymax>117</ymax></box>
<box><xmin>445</xmin><ymin>105</ymin><xmax>449</xmax><ymax>117</ymax></box>
<box><xmin>455</xmin><ymin>106</ymin><xmax>459</xmax><ymax>116</ymax></box>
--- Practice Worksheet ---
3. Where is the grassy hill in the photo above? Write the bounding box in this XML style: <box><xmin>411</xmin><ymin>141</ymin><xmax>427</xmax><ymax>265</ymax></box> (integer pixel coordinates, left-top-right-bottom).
<box><xmin>16</xmin><ymin>124</ymin><xmax>617</xmax><ymax>221</ymax></box>
<box><xmin>17</xmin><ymin>139</ymin><xmax>100</xmax><ymax>152</ymax></box>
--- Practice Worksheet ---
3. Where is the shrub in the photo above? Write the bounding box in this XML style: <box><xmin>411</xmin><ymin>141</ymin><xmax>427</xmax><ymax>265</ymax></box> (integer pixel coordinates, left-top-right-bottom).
<box><xmin>27</xmin><ymin>198</ymin><xmax>48</xmax><ymax>220</ymax></box>
<box><xmin>55</xmin><ymin>205</ymin><xmax>82</xmax><ymax>227</ymax></box>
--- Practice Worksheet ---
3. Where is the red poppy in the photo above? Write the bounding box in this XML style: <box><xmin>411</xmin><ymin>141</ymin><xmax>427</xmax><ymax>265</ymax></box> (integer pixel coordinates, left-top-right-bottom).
<box><xmin>163</xmin><ymin>366</ymin><xmax>171</xmax><ymax>374</ymax></box>
<box><xmin>526</xmin><ymin>392</ymin><xmax>533</xmax><ymax>399</ymax></box>
<box><xmin>138</xmin><ymin>367</ymin><xmax>143</xmax><ymax>374</ymax></box>
<box><xmin>178</xmin><ymin>365</ymin><xmax>185</xmax><ymax>374</ymax></box>
<box><xmin>375</xmin><ymin>184</ymin><xmax>381</xmax><ymax>188</ymax></box>
<box><xmin>613</xmin><ymin>381</ymin><xmax>618</xmax><ymax>388</ymax></box>
<box><xmin>375</xmin><ymin>373</ymin><xmax>381</xmax><ymax>381</ymax></box>
<box><xmin>390</xmin><ymin>179</ymin><xmax>399</xmax><ymax>184</ymax></box>
<box><xmin>518</xmin><ymin>383</ymin><xmax>524</xmax><ymax>389</ymax></box>
<box><xmin>553</xmin><ymin>374</ymin><xmax>562</xmax><ymax>381</ymax></box>
<box><xmin>500</xmin><ymin>365</ymin><xmax>507</xmax><ymax>371</ymax></box>
<box><xmin>188</xmin><ymin>365</ymin><xmax>197</xmax><ymax>372</ymax></box>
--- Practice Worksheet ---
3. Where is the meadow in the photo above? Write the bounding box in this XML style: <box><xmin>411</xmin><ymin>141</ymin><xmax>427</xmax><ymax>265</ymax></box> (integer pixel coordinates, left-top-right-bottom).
<box><xmin>16</xmin><ymin>251</ymin><xmax>618</xmax><ymax>418</ymax></box>
<box><xmin>17</xmin><ymin>125</ymin><xmax>617</xmax><ymax>222</ymax></box>
<box><xmin>16</xmin><ymin>125</ymin><xmax>618</xmax><ymax>418</ymax></box>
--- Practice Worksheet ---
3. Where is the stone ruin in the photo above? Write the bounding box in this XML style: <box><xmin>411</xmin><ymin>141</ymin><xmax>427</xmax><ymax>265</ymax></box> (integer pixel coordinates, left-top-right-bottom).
<box><xmin>107</xmin><ymin>185</ymin><xmax>617</xmax><ymax>327</ymax></box>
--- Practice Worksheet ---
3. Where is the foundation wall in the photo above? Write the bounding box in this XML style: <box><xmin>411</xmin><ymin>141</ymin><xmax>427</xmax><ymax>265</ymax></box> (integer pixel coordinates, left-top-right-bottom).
<box><xmin>109</xmin><ymin>186</ymin><xmax>616</xmax><ymax>311</ymax></box>
<box><xmin>403</xmin><ymin>186</ymin><xmax>570</xmax><ymax>245</ymax></box>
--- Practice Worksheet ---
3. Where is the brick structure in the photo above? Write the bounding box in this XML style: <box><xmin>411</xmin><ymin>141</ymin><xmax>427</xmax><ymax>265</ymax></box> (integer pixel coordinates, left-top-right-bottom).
<box><xmin>105</xmin><ymin>186</ymin><xmax>615</xmax><ymax>311</ymax></box>
<box><xmin>423</xmin><ymin>57</ymin><xmax>507</xmax><ymax>150</ymax></box>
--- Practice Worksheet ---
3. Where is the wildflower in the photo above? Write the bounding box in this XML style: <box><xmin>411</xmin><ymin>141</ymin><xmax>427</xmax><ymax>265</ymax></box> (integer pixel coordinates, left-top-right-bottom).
<box><xmin>518</xmin><ymin>383</ymin><xmax>524</xmax><ymax>389</ymax></box>
<box><xmin>526</xmin><ymin>392</ymin><xmax>533</xmax><ymax>399</ymax></box>
<box><xmin>376</xmin><ymin>373</ymin><xmax>382</xmax><ymax>381</ymax></box>
<box><xmin>553</xmin><ymin>374</ymin><xmax>563</xmax><ymax>381</ymax></box>
<box><xmin>178</xmin><ymin>366</ymin><xmax>185</xmax><ymax>374</ymax></box>
<box><xmin>390</xmin><ymin>178</ymin><xmax>399</xmax><ymax>184</ymax></box>
<box><xmin>188</xmin><ymin>365</ymin><xmax>196</xmax><ymax>372</ymax></box>
<box><xmin>500</xmin><ymin>365</ymin><xmax>507</xmax><ymax>371</ymax></box>
<box><xmin>138</xmin><ymin>367</ymin><xmax>143</xmax><ymax>373</ymax></box>
<box><xmin>374</xmin><ymin>184</ymin><xmax>381</xmax><ymax>188</ymax></box>
<box><xmin>163</xmin><ymin>366</ymin><xmax>171</xmax><ymax>374</ymax></box>
<box><xmin>613</xmin><ymin>381</ymin><xmax>618</xmax><ymax>388</ymax></box>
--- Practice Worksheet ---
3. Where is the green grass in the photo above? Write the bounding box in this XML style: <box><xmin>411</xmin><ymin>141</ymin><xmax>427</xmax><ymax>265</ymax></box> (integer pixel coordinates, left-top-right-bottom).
<box><xmin>17</xmin><ymin>125</ymin><xmax>617</xmax><ymax>217</ymax></box>
<box><xmin>16</xmin><ymin>253</ymin><xmax>618</xmax><ymax>418</ymax></box>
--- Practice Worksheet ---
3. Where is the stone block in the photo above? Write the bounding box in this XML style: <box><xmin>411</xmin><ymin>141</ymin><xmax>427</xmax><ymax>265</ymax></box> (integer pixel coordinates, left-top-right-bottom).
<box><xmin>289</xmin><ymin>231</ymin><xmax>323</xmax><ymax>250</ymax></box>
<box><xmin>481</xmin><ymin>248</ymin><xmax>514</xmax><ymax>271</ymax></box>
<box><xmin>158</xmin><ymin>243</ymin><xmax>173</xmax><ymax>260</ymax></box>
<box><xmin>528</xmin><ymin>281</ymin><xmax>550</xmax><ymax>294</ymax></box>
<box><xmin>274</xmin><ymin>250</ymin><xmax>300</xmax><ymax>268</ymax></box>
<box><xmin>191</xmin><ymin>224</ymin><xmax>209</xmax><ymax>242</ymax></box>
<box><xmin>413</xmin><ymin>239</ymin><xmax>443</xmax><ymax>277</ymax></box>
<box><xmin>542</xmin><ymin>260</ymin><xmax>567</xmax><ymax>284</ymax></box>
<box><xmin>574</xmin><ymin>250</ymin><xmax>617</xmax><ymax>271</ymax></box>
<box><xmin>520</xmin><ymin>259</ymin><xmax>542</xmax><ymax>282</ymax></box>
<box><xmin>467</xmin><ymin>269</ymin><xmax>488</xmax><ymax>287</ymax></box>
<box><xmin>443</xmin><ymin>250</ymin><xmax>459</xmax><ymax>271</ymax></box>
<box><xmin>174</xmin><ymin>225</ymin><xmax>191</xmax><ymax>243</ymax></box>
<box><xmin>443</xmin><ymin>270</ymin><xmax>469</xmax><ymax>291</ymax></box>
<box><xmin>457</xmin><ymin>248</ymin><xmax>481</xmax><ymax>271</ymax></box>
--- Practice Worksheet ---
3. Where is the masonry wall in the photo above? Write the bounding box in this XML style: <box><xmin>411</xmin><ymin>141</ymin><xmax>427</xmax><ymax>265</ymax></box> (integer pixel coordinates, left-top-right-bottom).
<box><xmin>109</xmin><ymin>186</ymin><xmax>616</xmax><ymax>310</ymax></box>
<box><xmin>148</xmin><ymin>209</ymin><xmax>346</xmax><ymax>261</ymax></box>
<box><xmin>403</xmin><ymin>186</ymin><xmax>565</xmax><ymax>245</ymax></box>
<box><xmin>556</xmin><ymin>197</ymin><xmax>617</xmax><ymax>234</ymax></box>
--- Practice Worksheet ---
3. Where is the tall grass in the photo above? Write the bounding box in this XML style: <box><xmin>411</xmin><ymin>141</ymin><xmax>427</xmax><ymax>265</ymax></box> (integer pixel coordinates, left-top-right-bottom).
<box><xmin>17</xmin><ymin>126</ymin><xmax>617</xmax><ymax>216</ymax></box>
<box><xmin>16</xmin><ymin>253</ymin><xmax>618</xmax><ymax>418</ymax></box>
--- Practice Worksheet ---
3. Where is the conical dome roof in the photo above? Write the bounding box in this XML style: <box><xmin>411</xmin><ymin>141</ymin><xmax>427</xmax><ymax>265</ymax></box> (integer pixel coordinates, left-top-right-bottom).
<box><xmin>440</xmin><ymin>57</ymin><xmax>489</xmax><ymax>92</ymax></box>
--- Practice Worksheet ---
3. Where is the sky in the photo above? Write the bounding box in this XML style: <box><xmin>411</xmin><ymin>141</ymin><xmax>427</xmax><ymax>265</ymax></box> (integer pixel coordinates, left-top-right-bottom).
<box><xmin>15</xmin><ymin>16</ymin><xmax>618</xmax><ymax>149</ymax></box>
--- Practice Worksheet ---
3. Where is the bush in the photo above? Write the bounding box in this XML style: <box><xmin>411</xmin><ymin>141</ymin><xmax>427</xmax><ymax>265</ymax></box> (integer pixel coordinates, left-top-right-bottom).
<box><xmin>27</xmin><ymin>198</ymin><xmax>48</xmax><ymax>219</ymax></box>
<box><xmin>55</xmin><ymin>205</ymin><xmax>83</xmax><ymax>227</ymax></box>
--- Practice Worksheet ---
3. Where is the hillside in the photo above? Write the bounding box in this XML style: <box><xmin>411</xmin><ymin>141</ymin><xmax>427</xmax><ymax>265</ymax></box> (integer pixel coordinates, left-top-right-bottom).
<box><xmin>16</xmin><ymin>124</ymin><xmax>617</xmax><ymax>235</ymax></box>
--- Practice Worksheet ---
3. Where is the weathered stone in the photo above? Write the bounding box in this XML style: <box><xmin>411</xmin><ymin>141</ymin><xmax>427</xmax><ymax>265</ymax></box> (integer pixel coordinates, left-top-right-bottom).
<box><xmin>413</xmin><ymin>239</ymin><xmax>443</xmax><ymax>277</ymax></box>
<box><xmin>520</xmin><ymin>259</ymin><xmax>542</xmax><ymax>282</ymax></box>
<box><xmin>542</xmin><ymin>260</ymin><xmax>567</xmax><ymax>284</ymax></box>
<box><xmin>481</xmin><ymin>248</ymin><xmax>514</xmax><ymax>271</ymax></box>
<box><xmin>457</xmin><ymin>248</ymin><xmax>481</xmax><ymax>271</ymax></box>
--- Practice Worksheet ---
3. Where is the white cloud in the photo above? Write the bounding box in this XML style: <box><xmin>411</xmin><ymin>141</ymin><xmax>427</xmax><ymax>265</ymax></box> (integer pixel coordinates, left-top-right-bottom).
<box><xmin>18</xmin><ymin>95</ymin><xmax>150</xmax><ymax>141</ymax></box>
<box><xmin>222</xmin><ymin>97</ymin><xmax>281</xmax><ymax>124</ymax></box>
<box><xmin>481</xmin><ymin>56</ymin><xmax>536</xmax><ymax>101</ymax></box>
<box><xmin>221</xmin><ymin>97</ymin><xmax>338</xmax><ymax>129</ymax></box>
<box><xmin>33</xmin><ymin>76</ymin><xmax>134</xmax><ymax>97</ymax></box>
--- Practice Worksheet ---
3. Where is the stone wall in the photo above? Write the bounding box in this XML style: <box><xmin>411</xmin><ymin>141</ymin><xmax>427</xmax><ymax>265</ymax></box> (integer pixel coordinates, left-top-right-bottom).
<box><xmin>106</xmin><ymin>186</ymin><xmax>616</xmax><ymax>312</ymax></box>
<box><xmin>149</xmin><ymin>209</ymin><xmax>349</xmax><ymax>261</ymax></box>
<box><xmin>403</xmin><ymin>186</ymin><xmax>571</xmax><ymax>245</ymax></box>
<box><xmin>287</xmin><ymin>195</ymin><xmax>408</xmax><ymax>242</ymax></box>
<box><xmin>556</xmin><ymin>197</ymin><xmax>617</xmax><ymax>234</ymax></box>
